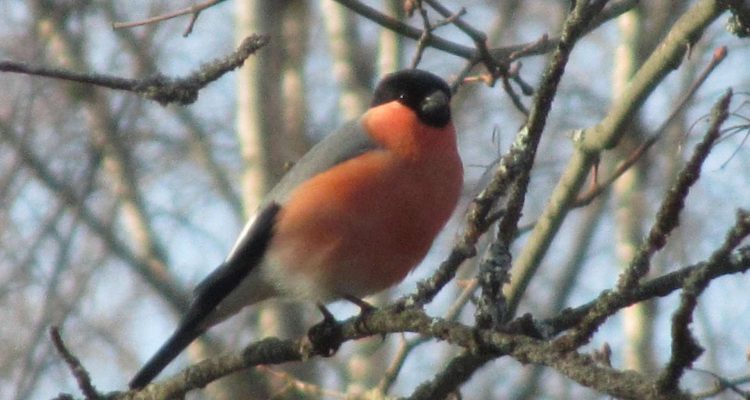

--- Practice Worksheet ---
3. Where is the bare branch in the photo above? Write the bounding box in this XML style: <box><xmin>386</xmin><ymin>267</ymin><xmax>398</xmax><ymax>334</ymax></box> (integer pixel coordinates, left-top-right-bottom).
<box><xmin>112</xmin><ymin>0</ymin><xmax>229</xmax><ymax>37</ymax></box>
<box><xmin>49</xmin><ymin>327</ymin><xmax>99</xmax><ymax>400</ymax></box>
<box><xmin>619</xmin><ymin>89</ymin><xmax>732</xmax><ymax>291</ymax></box>
<box><xmin>657</xmin><ymin>208</ymin><xmax>750</xmax><ymax>393</ymax></box>
<box><xmin>396</xmin><ymin>1</ymin><xmax>608</xmax><ymax>311</ymax></box>
<box><xmin>538</xmin><ymin>244</ymin><xmax>750</xmax><ymax>340</ymax></box>
<box><xmin>408</xmin><ymin>352</ymin><xmax>494</xmax><ymax>400</ymax></box>
<box><xmin>503</xmin><ymin>0</ymin><xmax>727</xmax><ymax>326</ymax></box>
<box><xmin>478</xmin><ymin>0</ymin><xmax>608</xmax><ymax>324</ymax></box>
<box><xmin>574</xmin><ymin>46</ymin><xmax>728</xmax><ymax>207</ymax></box>
<box><xmin>334</xmin><ymin>0</ymin><xmax>639</xmax><ymax>63</ymax></box>
<box><xmin>0</xmin><ymin>34</ymin><xmax>269</xmax><ymax>105</ymax></box>
<box><xmin>558</xmin><ymin>89</ymin><xmax>733</xmax><ymax>349</ymax></box>
<box><xmin>693</xmin><ymin>370</ymin><xmax>750</xmax><ymax>398</ymax></box>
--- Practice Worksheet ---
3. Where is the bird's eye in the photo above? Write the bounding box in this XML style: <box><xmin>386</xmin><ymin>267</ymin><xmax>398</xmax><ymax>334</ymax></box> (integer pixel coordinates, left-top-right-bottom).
<box><xmin>398</xmin><ymin>93</ymin><xmax>407</xmax><ymax>100</ymax></box>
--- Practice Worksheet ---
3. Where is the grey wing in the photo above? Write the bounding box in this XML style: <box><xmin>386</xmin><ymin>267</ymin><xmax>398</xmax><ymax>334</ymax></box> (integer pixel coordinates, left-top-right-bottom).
<box><xmin>262</xmin><ymin>118</ymin><xmax>380</xmax><ymax>205</ymax></box>
<box><xmin>223</xmin><ymin>118</ymin><xmax>379</xmax><ymax>263</ymax></box>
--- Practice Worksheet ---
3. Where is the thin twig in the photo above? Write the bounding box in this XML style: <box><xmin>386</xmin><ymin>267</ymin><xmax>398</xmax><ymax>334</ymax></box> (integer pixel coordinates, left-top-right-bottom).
<box><xmin>260</xmin><ymin>367</ymin><xmax>348</xmax><ymax>399</ymax></box>
<box><xmin>409</xmin><ymin>3</ymin><xmax>468</xmax><ymax>69</ymax></box>
<box><xmin>505</xmin><ymin>0</ymin><xmax>727</xmax><ymax>336</ymax></box>
<box><xmin>112</xmin><ymin>0</ymin><xmax>229</xmax><ymax>37</ymax></box>
<box><xmin>395</xmin><ymin>1</ymin><xmax>607</xmax><ymax>311</ymax></box>
<box><xmin>332</xmin><ymin>0</ymin><xmax>637</xmax><ymax>63</ymax></box>
<box><xmin>423</xmin><ymin>0</ymin><xmax>521</xmax><ymax>111</ymax></box>
<box><xmin>495</xmin><ymin>0</ymin><xmax>610</xmax><ymax>321</ymax></box>
<box><xmin>410</xmin><ymin>1</ymin><xmax>433</xmax><ymax>69</ymax></box>
<box><xmin>501</xmin><ymin>73</ymin><xmax>530</xmax><ymax>116</ymax></box>
<box><xmin>692</xmin><ymin>370</ymin><xmax>750</xmax><ymax>399</ymax></box>
<box><xmin>407</xmin><ymin>352</ymin><xmax>496</xmax><ymax>400</ymax></box>
<box><xmin>451</xmin><ymin>58</ymin><xmax>480</xmax><ymax>94</ymax></box>
<box><xmin>0</xmin><ymin>34</ymin><xmax>269</xmax><ymax>105</ymax></box>
<box><xmin>556</xmin><ymin>89</ymin><xmax>734</xmax><ymax>350</ymax></box>
<box><xmin>619</xmin><ymin>89</ymin><xmax>732</xmax><ymax>292</ymax></box>
<box><xmin>423</xmin><ymin>0</ymin><xmax>505</xmax><ymax>76</ymax></box>
<box><xmin>539</xmin><ymin>245</ymin><xmax>750</xmax><ymax>340</ymax></box>
<box><xmin>376</xmin><ymin>278</ymin><xmax>479</xmax><ymax>395</ymax></box>
<box><xmin>657</xmin><ymin>206</ymin><xmax>750</xmax><ymax>394</ymax></box>
<box><xmin>49</xmin><ymin>327</ymin><xmax>99</xmax><ymax>399</ymax></box>
<box><xmin>575</xmin><ymin>46</ymin><xmax>728</xmax><ymax>205</ymax></box>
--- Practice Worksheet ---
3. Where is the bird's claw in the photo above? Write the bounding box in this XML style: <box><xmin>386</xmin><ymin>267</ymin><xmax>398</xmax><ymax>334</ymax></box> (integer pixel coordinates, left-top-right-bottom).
<box><xmin>343</xmin><ymin>295</ymin><xmax>383</xmax><ymax>338</ymax></box>
<box><xmin>307</xmin><ymin>303</ymin><xmax>343</xmax><ymax>357</ymax></box>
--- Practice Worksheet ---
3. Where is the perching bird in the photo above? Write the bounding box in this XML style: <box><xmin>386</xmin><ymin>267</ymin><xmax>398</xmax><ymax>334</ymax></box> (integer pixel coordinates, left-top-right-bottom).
<box><xmin>129</xmin><ymin>69</ymin><xmax>463</xmax><ymax>389</ymax></box>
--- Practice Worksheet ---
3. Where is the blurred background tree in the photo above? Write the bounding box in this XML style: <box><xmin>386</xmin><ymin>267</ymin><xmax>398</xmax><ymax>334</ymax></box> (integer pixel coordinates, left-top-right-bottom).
<box><xmin>1</xmin><ymin>1</ymin><xmax>749</xmax><ymax>399</ymax></box>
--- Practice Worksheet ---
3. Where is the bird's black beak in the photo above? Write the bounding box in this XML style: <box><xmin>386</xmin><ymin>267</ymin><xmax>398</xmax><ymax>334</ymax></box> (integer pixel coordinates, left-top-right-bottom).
<box><xmin>421</xmin><ymin>90</ymin><xmax>450</xmax><ymax>114</ymax></box>
<box><xmin>419</xmin><ymin>90</ymin><xmax>451</xmax><ymax>127</ymax></box>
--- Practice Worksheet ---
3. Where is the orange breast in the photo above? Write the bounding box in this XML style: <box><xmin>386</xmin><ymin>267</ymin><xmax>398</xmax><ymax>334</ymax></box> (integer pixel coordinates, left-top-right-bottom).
<box><xmin>265</xmin><ymin>102</ymin><xmax>463</xmax><ymax>300</ymax></box>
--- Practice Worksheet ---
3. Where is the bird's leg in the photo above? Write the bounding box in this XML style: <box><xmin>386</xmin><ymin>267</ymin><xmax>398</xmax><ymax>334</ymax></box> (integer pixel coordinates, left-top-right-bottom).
<box><xmin>342</xmin><ymin>294</ymin><xmax>377</xmax><ymax>315</ymax></box>
<box><xmin>317</xmin><ymin>302</ymin><xmax>337</xmax><ymax>323</ymax></box>
<box><xmin>307</xmin><ymin>303</ymin><xmax>343</xmax><ymax>357</ymax></box>
<box><xmin>343</xmin><ymin>294</ymin><xmax>382</xmax><ymax>337</ymax></box>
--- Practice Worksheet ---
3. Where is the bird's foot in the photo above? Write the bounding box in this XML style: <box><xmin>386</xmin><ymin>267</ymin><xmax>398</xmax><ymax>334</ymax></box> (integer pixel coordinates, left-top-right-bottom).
<box><xmin>307</xmin><ymin>303</ymin><xmax>343</xmax><ymax>357</ymax></box>
<box><xmin>343</xmin><ymin>294</ymin><xmax>377</xmax><ymax>314</ymax></box>
<box><xmin>343</xmin><ymin>295</ymin><xmax>382</xmax><ymax>338</ymax></box>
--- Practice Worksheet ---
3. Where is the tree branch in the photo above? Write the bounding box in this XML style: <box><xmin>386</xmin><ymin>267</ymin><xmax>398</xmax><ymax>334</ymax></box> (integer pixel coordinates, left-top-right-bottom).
<box><xmin>657</xmin><ymin>208</ymin><xmax>750</xmax><ymax>394</ymax></box>
<box><xmin>502</xmin><ymin>0</ymin><xmax>727</xmax><ymax>324</ymax></box>
<box><xmin>333</xmin><ymin>0</ymin><xmax>638</xmax><ymax>63</ymax></box>
<box><xmin>0</xmin><ymin>34</ymin><xmax>269</xmax><ymax>105</ymax></box>
<box><xmin>50</xmin><ymin>230</ymin><xmax>750</xmax><ymax>400</ymax></box>
<box><xmin>112</xmin><ymin>0</ymin><xmax>229</xmax><ymax>37</ymax></box>
<box><xmin>557</xmin><ymin>89</ymin><xmax>734</xmax><ymax>349</ymax></box>
<box><xmin>50</xmin><ymin>327</ymin><xmax>99</xmax><ymax>400</ymax></box>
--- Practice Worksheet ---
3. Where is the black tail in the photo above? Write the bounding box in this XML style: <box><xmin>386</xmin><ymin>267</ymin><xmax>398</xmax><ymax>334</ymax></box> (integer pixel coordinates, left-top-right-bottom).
<box><xmin>128</xmin><ymin>323</ymin><xmax>203</xmax><ymax>389</ymax></box>
<box><xmin>129</xmin><ymin>204</ymin><xmax>280</xmax><ymax>389</ymax></box>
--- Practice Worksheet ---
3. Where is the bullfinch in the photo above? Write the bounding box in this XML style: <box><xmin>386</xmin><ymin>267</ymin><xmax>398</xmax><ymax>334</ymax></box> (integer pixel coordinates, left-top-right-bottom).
<box><xmin>129</xmin><ymin>69</ymin><xmax>463</xmax><ymax>389</ymax></box>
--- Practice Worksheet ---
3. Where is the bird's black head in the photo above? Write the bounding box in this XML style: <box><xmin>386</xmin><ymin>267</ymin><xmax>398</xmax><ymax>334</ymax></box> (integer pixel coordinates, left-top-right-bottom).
<box><xmin>371</xmin><ymin>69</ymin><xmax>452</xmax><ymax>128</ymax></box>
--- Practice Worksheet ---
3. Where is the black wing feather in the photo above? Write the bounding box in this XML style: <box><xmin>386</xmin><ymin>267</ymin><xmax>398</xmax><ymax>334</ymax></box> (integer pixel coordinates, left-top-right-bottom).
<box><xmin>129</xmin><ymin>203</ymin><xmax>280</xmax><ymax>389</ymax></box>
